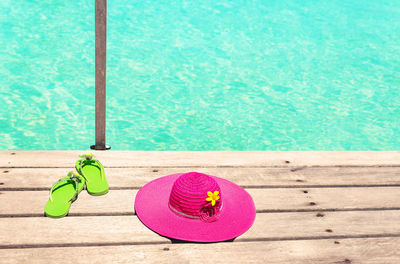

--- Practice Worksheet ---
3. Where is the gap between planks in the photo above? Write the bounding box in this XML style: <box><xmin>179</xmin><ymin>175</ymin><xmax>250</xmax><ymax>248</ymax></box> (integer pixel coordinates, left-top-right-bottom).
<box><xmin>3</xmin><ymin>184</ymin><xmax>400</xmax><ymax>191</ymax></box>
<box><xmin>2</xmin><ymin>165</ymin><xmax>400</xmax><ymax>169</ymax></box>
<box><xmin>2</xmin><ymin>208</ymin><xmax>400</xmax><ymax>218</ymax></box>
<box><xmin>2</xmin><ymin>234</ymin><xmax>400</xmax><ymax>249</ymax></box>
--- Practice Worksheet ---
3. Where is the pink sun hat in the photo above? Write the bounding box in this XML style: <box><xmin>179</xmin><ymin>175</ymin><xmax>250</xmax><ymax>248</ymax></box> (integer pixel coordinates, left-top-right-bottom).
<box><xmin>134</xmin><ymin>172</ymin><xmax>256</xmax><ymax>242</ymax></box>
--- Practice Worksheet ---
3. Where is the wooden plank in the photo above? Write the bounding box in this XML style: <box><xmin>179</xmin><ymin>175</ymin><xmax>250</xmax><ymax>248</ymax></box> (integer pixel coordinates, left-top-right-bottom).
<box><xmin>1</xmin><ymin>167</ymin><xmax>400</xmax><ymax>189</ymax></box>
<box><xmin>1</xmin><ymin>211</ymin><xmax>400</xmax><ymax>246</ymax></box>
<box><xmin>94</xmin><ymin>0</ymin><xmax>108</xmax><ymax>150</ymax></box>
<box><xmin>1</xmin><ymin>187</ymin><xmax>400</xmax><ymax>216</ymax></box>
<box><xmin>2</xmin><ymin>238</ymin><xmax>400</xmax><ymax>264</ymax></box>
<box><xmin>1</xmin><ymin>151</ymin><xmax>400</xmax><ymax>167</ymax></box>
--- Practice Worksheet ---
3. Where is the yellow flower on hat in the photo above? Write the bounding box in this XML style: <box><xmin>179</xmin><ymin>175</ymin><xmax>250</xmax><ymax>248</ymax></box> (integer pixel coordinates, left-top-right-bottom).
<box><xmin>206</xmin><ymin>191</ymin><xmax>220</xmax><ymax>206</ymax></box>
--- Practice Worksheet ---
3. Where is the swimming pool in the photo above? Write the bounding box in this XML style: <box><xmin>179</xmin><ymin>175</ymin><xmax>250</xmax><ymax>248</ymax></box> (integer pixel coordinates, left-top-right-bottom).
<box><xmin>1</xmin><ymin>0</ymin><xmax>399</xmax><ymax>150</ymax></box>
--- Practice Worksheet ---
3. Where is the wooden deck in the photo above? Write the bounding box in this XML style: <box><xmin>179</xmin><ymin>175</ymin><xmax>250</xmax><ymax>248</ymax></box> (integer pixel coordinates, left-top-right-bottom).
<box><xmin>1</xmin><ymin>151</ymin><xmax>400</xmax><ymax>263</ymax></box>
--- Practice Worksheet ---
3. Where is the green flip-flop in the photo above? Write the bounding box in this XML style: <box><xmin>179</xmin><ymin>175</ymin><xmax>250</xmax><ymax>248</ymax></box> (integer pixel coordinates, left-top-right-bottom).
<box><xmin>44</xmin><ymin>171</ymin><xmax>85</xmax><ymax>218</ymax></box>
<box><xmin>75</xmin><ymin>154</ymin><xmax>109</xmax><ymax>196</ymax></box>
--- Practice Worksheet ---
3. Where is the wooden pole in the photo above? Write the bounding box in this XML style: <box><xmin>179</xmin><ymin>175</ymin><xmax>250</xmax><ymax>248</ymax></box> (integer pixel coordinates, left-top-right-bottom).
<box><xmin>91</xmin><ymin>0</ymin><xmax>110</xmax><ymax>150</ymax></box>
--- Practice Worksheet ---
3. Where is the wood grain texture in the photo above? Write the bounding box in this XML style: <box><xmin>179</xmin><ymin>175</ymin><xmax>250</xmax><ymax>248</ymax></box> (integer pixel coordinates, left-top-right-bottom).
<box><xmin>1</xmin><ymin>211</ymin><xmax>400</xmax><ymax>247</ymax></box>
<box><xmin>1</xmin><ymin>151</ymin><xmax>400</xmax><ymax>167</ymax></box>
<box><xmin>1</xmin><ymin>187</ymin><xmax>400</xmax><ymax>216</ymax></box>
<box><xmin>1</xmin><ymin>166</ymin><xmax>400</xmax><ymax>189</ymax></box>
<box><xmin>1</xmin><ymin>151</ymin><xmax>399</xmax><ymax>262</ymax></box>
<box><xmin>2</xmin><ymin>238</ymin><xmax>400</xmax><ymax>264</ymax></box>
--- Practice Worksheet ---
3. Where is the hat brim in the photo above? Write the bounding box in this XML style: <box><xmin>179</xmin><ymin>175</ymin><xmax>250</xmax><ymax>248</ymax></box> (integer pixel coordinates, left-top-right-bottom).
<box><xmin>134</xmin><ymin>173</ymin><xmax>256</xmax><ymax>242</ymax></box>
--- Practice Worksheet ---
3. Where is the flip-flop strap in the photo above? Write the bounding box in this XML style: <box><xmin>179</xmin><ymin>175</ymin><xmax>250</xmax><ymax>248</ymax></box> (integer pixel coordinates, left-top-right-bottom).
<box><xmin>49</xmin><ymin>171</ymin><xmax>81</xmax><ymax>203</ymax></box>
<box><xmin>76</xmin><ymin>160</ymin><xmax>90</xmax><ymax>183</ymax></box>
<box><xmin>79</xmin><ymin>154</ymin><xmax>94</xmax><ymax>160</ymax></box>
<box><xmin>78</xmin><ymin>154</ymin><xmax>104</xmax><ymax>182</ymax></box>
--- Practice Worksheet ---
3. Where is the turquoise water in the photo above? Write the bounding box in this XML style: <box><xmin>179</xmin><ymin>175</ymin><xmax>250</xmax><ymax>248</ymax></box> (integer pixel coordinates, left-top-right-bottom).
<box><xmin>1</xmin><ymin>0</ymin><xmax>399</xmax><ymax>150</ymax></box>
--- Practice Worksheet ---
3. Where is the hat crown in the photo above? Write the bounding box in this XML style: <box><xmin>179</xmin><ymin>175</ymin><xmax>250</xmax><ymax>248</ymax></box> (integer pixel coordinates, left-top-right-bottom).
<box><xmin>169</xmin><ymin>172</ymin><xmax>222</xmax><ymax>222</ymax></box>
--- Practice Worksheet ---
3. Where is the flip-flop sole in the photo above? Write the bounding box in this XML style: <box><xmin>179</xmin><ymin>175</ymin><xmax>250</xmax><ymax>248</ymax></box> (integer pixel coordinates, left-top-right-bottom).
<box><xmin>76</xmin><ymin>160</ymin><xmax>109</xmax><ymax>196</ymax></box>
<box><xmin>44</xmin><ymin>178</ymin><xmax>85</xmax><ymax>218</ymax></box>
